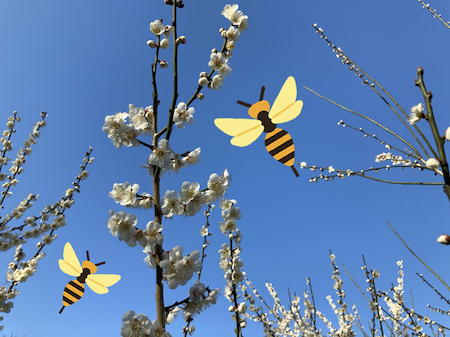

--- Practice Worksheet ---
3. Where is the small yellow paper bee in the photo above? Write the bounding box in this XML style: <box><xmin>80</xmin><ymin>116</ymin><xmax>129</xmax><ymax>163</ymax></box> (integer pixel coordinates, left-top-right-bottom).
<box><xmin>58</xmin><ymin>242</ymin><xmax>121</xmax><ymax>314</ymax></box>
<box><xmin>214</xmin><ymin>76</ymin><xmax>303</xmax><ymax>176</ymax></box>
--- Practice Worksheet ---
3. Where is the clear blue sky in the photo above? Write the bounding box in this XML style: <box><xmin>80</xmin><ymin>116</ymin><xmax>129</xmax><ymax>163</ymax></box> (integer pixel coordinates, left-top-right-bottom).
<box><xmin>1</xmin><ymin>1</ymin><xmax>450</xmax><ymax>336</ymax></box>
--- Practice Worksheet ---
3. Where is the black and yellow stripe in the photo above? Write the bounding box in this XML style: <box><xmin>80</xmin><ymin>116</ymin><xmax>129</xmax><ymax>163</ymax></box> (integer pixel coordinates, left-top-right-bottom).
<box><xmin>264</xmin><ymin>128</ymin><xmax>299</xmax><ymax>176</ymax></box>
<box><xmin>60</xmin><ymin>280</ymin><xmax>85</xmax><ymax>313</ymax></box>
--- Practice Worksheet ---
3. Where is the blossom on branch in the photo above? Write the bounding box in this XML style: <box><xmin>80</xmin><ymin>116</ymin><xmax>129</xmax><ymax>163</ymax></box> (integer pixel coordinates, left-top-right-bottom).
<box><xmin>161</xmin><ymin>190</ymin><xmax>183</xmax><ymax>218</ymax></box>
<box><xmin>408</xmin><ymin>103</ymin><xmax>424</xmax><ymax>125</ymax></box>
<box><xmin>159</xmin><ymin>246</ymin><xmax>202</xmax><ymax>289</ymax></box>
<box><xmin>221</xmin><ymin>4</ymin><xmax>248</xmax><ymax>31</ymax></box>
<box><xmin>426</xmin><ymin>158</ymin><xmax>440</xmax><ymax>170</ymax></box>
<box><xmin>150</xmin><ymin>20</ymin><xmax>165</xmax><ymax>36</ymax></box>
<box><xmin>148</xmin><ymin>139</ymin><xmax>175</xmax><ymax>170</ymax></box>
<box><xmin>110</xmin><ymin>182</ymin><xmax>139</xmax><ymax>206</ymax></box>
<box><xmin>205</xmin><ymin>169</ymin><xmax>230</xmax><ymax>202</ymax></box>
<box><xmin>173</xmin><ymin>102</ymin><xmax>194</xmax><ymax>129</ymax></box>
<box><xmin>208</xmin><ymin>52</ymin><xmax>231</xmax><ymax>76</ymax></box>
<box><xmin>121</xmin><ymin>310</ymin><xmax>152</xmax><ymax>337</ymax></box>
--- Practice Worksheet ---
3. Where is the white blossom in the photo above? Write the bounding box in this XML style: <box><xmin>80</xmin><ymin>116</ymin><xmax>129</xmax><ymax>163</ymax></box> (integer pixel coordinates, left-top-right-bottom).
<box><xmin>148</xmin><ymin>139</ymin><xmax>175</xmax><ymax>170</ymax></box>
<box><xmin>150</xmin><ymin>20</ymin><xmax>164</xmax><ymax>35</ymax></box>
<box><xmin>173</xmin><ymin>103</ymin><xmax>194</xmax><ymax>129</ymax></box>
<box><xmin>189</xmin><ymin>281</ymin><xmax>206</xmax><ymax>303</ymax></box>
<box><xmin>209</xmin><ymin>74</ymin><xmax>224</xmax><ymax>90</ymax></box>
<box><xmin>205</xmin><ymin>169</ymin><xmax>230</xmax><ymax>202</ymax></box>
<box><xmin>109</xmin><ymin>182</ymin><xmax>139</xmax><ymax>206</ymax></box>
<box><xmin>128</xmin><ymin>104</ymin><xmax>153</xmax><ymax>135</ymax></box>
<box><xmin>120</xmin><ymin>310</ymin><xmax>152</xmax><ymax>337</ymax></box>
<box><xmin>107</xmin><ymin>210</ymin><xmax>139</xmax><ymax>247</ymax></box>
<box><xmin>141</xmin><ymin>221</ymin><xmax>163</xmax><ymax>246</ymax></box>
<box><xmin>408</xmin><ymin>103</ymin><xmax>424</xmax><ymax>125</ymax></box>
<box><xmin>221</xmin><ymin>4</ymin><xmax>248</xmax><ymax>31</ymax></box>
<box><xmin>161</xmin><ymin>190</ymin><xmax>183</xmax><ymax>218</ymax></box>
<box><xmin>182</xmin><ymin>148</ymin><xmax>201</xmax><ymax>166</ymax></box>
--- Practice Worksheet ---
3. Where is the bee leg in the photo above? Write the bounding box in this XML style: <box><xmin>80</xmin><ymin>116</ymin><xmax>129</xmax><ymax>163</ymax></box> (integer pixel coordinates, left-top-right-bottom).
<box><xmin>59</xmin><ymin>306</ymin><xmax>65</xmax><ymax>314</ymax></box>
<box><xmin>291</xmin><ymin>166</ymin><xmax>299</xmax><ymax>177</ymax></box>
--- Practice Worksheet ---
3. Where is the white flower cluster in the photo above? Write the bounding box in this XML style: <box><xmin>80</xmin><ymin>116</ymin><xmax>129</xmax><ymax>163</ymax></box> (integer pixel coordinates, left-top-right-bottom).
<box><xmin>384</xmin><ymin>261</ymin><xmax>407</xmax><ymax>333</ymax></box>
<box><xmin>120</xmin><ymin>310</ymin><xmax>171</xmax><ymax>337</ymax></box>
<box><xmin>5</xmin><ymin>246</ymin><xmax>45</xmax><ymax>285</ymax></box>
<box><xmin>147</xmin><ymin>19</ymin><xmax>174</xmax><ymax>69</ymax></box>
<box><xmin>158</xmin><ymin>246</ymin><xmax>201</xmax><ymax>290</ymax></box>
<box><xmin>216</xmin><ymin>198</ymin><xmax>246</xmax><ymax>333</ymax></box>
<box><xmin>182</xmin><ymin>284</ymin><xmax>220</xmax><ymax>321</ymax></box>
<box><xmin>198</xmin><ymin>4</ymin><xmax>248</xmax><ymax>91</ymax></box>
<box><xmin>160</xmin><ymin>170</ymin><xmax>230</xmax><ymax>218</ymax></box>
<box><xmin>0</xmin><ymin>113</ymin><xmax>93</xmax><ymax>328</ymax></box>
<box><xmin>218</xmin><ymin>199</ymin><xmax>243</xmax><ymax>288</ymax></box>
<box><xmin>109</xmin><ymin>182</ymin><xmax>153</xmax><ymax>209</ymax></box>
<box><xmin>0</xmin><ymin>149</ymin><xmax>92</xmax><ymax>252</ymax></box>
<box><xmin>218</xmin><ymin>198</ymin><xmax>241</xmax><ymax>235</ymax></box>
<box><xmin>375</xmin><ymin>152</ymin><xmax>414</xmax><ymax>166</ymax></box>
<box><xmin>243</xmin><ymin>253</ymin><xmax>441</xmax><ymax>336</ymax></box>
<box><xmin>103</xmin><ymin>104</ymin><xmax>154</xmax><ymax>148</ymax></box>
<box><xmin>326</xmin><ymin>254</ymin><xmax>357</xmax><ymax>337</ymax></box>
<box><xmin>107</xmin><ymin>210</ymin><xmax>163</xmax><ymax>248</ymax></box>
<box><xmin>144</xmin><ymin>140</ymin><xmax>201</xmax><ymax>176</ymax></box>
<box><xmin>1</xmin><ymin>111</ymin><xmax>47</xmax><ymax>197</ymax></box>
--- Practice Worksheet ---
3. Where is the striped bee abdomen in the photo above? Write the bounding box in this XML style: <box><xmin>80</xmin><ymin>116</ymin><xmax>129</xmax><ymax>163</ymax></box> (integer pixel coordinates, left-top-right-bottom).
<box><xmin>265</xmin><ymin>128</ymin><xmax>295</xmax><ymax>167</ymax></box>
<box><xmin>62</xmin><ymin>280</ymin><xmax>85</xmax><ymax>308</ymax></box>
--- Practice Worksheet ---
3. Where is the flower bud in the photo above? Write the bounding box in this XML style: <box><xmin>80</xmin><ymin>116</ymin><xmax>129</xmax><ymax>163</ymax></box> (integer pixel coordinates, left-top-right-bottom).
<box><xmin>198</xmin><ymin>77</ymin><xmax>208</xmax><ymax>87</ymax></box>
<box><xmin>426</xmin><ymin>158</ymin><xmax>440</xmax><ymax>170</ymax></box>
<box><xmin>437</xmin><ymin>234</ymin><xmax>450</xmax><ymax>245</ymax></box>
<box><xmin>197</xmin><ymin>93</ymin><xmax>204</xmax><ymax>100</ymax></box>
<box><xmin>211</xmin><ymin>48</ymin><xmax>217</xmax><ymax>54</ymax></box>
<box><xmin>221</xmin><ymin>29</ymin><xmax>228</xmax><ymax>38</ymax></box>
<box><xmin>445</xmin><ymin>127</ymin><xmax>450</xmax><ymax>141</ymax></box>
<box><xmin>199</xmin><ymin>71</ymin><xmax>208</xmax><ymax>77</ymax></box>
<box><xmin>176</xmin><ymin>36</ymin><xmax>187</xmax><ymax>45</ymax></box>
<box><xmin>159</xmin><ymin>61</ymin><xmax>169</xmax><ymax>69</ymax></box>
<box><xmin>147</xmin><ymin>40</ymin><xmax>157</xmax><ymax>48</ymax></box>
<box><xmin>160</xmin><ymin>38</ymin><xmax>170</xmax><ymax>49</ymax></box>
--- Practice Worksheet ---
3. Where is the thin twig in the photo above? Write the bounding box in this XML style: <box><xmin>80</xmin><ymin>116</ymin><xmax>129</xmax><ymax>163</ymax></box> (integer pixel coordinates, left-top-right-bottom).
<box><xmin>387</xmin><ymin>221</ymin><xmax>450</xmax><ymax>292</ymax></box>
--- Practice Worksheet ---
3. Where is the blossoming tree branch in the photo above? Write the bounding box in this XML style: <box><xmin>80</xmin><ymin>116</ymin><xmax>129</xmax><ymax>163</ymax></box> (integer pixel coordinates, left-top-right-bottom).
<box><xmin>0</xmin><ymin>111</ymin><xmax>93</xmax><ymax>330</ymax></box>
<box><xmin>103</xmin><ymin>1</ymin><xmax>249</xmax><ymax>336</ymax></box>
<box><xmin>299</xmin><ymin>21</ymin><xmax>450</xmax><ymax>204</ymax></box>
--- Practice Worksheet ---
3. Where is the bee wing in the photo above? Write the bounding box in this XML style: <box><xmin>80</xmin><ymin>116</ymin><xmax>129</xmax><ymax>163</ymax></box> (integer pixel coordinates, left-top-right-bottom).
<box><xmin>86</xmin><ymin>274</ymin><xmax>121</xmax><ymax>294</ymax></box>
<box><xmin>58</xmin><ymin>242</ymin><xmax>82</xmax><ymax>276</ymax></box>
<box><xmin>269</xmin><ymin>76</ymin><xmax>303</xmax><ymax>124</ymax></box>
<box><xmin>214</xmin><ymin>118</ymin><xmax>264</xmax><ymax>147</ymax></box>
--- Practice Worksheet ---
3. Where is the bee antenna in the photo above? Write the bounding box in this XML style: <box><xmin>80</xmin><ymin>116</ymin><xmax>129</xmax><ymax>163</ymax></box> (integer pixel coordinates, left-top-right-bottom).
<box><xmin>260</xmin><ymin>86</ymin><xmax>265</xmax><ymax>101</ymax></box>
<box><xmin>86</xmin><ymin>251</ymin><xmax>90</xmax><ymax>261</ymax></box>
<box><xmin>237</xmin><ymin>100</ymin><xmax>251</xmax><ymax>107</ymax></box>
<box><xmin>95</xmin><ymin>261</ymin><xmax>106</xmax><ymax>266</ymax></box>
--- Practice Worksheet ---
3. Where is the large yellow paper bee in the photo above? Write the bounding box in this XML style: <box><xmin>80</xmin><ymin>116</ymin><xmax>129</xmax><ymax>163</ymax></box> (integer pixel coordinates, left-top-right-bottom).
<box><xmin>58</xmin><ymin>242</ymin><xmax>121</xmax><ymax>314</ymax></box>
<box><xmin>214</xmin><ymin>76</ymin><xmax>303</xmax><ymax>177</ymax></box>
